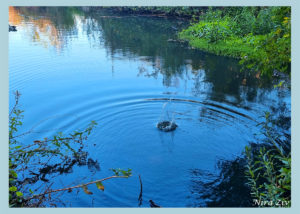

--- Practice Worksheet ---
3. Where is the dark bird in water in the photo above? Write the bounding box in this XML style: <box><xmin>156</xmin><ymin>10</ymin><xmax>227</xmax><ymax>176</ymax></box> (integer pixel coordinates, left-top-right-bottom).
<box><xmin>9</xmin><ymin>25</ymin><xmax>17</xmax><ymax>32</ymax></box>
<box><xmin>149</xmin><ymin>200</ymin><xmax>161</xmax><ymax>208</ymax></box>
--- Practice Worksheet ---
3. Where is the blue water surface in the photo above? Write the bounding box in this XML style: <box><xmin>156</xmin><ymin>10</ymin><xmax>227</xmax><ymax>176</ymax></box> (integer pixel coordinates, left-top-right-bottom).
<box><xmin>9</xmin><ymin>7</ymin><xmax>290</xmax><ymax>207</ymax></box>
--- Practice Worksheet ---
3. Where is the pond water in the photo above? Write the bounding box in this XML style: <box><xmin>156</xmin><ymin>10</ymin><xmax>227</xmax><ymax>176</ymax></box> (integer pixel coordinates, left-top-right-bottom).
<box><xmin>9</xmin><ymin>7</ymin><xmax>291</xmax><ymax>207</ymax></box>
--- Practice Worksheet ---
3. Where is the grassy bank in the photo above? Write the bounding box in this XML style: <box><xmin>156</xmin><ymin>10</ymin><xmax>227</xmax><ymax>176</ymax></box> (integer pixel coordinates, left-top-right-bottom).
<box><xmin>179</xmin><ymin>30</ymin><xmax>258</xmax><ymax>58</ymax></box>
<box><xmin>179</xmin><ymin>7</ymin><xmax>291</xmax><ymax>77</ymax></box>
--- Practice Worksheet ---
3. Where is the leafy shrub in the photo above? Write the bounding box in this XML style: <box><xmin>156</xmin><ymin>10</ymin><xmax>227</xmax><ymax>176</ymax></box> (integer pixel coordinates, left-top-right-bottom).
<box><xmin>240</xmin><ymin>14</ymin><xmax>291</xmax><ymax>77</ymax></box>
<box><xmin>186</xmin><ymin>20</ymin><xmax>232</xmax><ymax>43</ymax></box>
<box><xmin>202</xmin><ymin>7</ymin><xmax>222</xmax><ymax>22</ymax></box>
<box><xmin>221</xmin><ymin>7</ymin><xmax>244</xmax><ymax>18</ymax></box>
<box><xmin>244</xmin><ymin>112</ymin><xmax>291</xmax><ymax>207</ymax></box>
<box><xmin>245</xmin><ymin>145</ymin><xmax>291</xmax><ymax>207</ymax></box>
<box><xmin>253</xmin><ymin>8</ymin><xmax>276</xmax><ymax>35</ymax></box>
<box><xmin>230</xmin><ymin>7</ymin><xmax>256</xmax><ymax>36</ymax></box>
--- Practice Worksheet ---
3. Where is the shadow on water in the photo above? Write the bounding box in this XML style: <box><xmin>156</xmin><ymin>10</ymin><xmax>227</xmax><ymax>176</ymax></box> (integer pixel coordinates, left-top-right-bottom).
<box><xmin>189</xmin><ymin>157</ymin><xmax>252</xmax><ymax>207</ymax></box>
<box><xmin>20</xmin><ymin>148</ymin><xmax>100</xmax><ymax>185</ymax></box>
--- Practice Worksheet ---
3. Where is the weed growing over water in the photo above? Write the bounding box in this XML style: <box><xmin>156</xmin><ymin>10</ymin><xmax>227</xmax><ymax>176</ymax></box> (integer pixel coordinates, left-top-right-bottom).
<box><xmin>9</xmin><ymin>91</ymin><xmax>131</xmax><ymax>207</ymax></box>
<box><xmin>244</xmin><ymin>112</ymin><xmax>291</xmax><ymax>207</ymax></box>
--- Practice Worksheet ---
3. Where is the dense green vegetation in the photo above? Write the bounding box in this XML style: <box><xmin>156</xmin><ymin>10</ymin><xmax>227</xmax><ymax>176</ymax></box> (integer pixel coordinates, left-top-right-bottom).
<box><xmin>179</xmin><ymin>7</ymin><xmax>291</xmax><ymax>77</ymax></box>
<box><xmin>245</xmin><ymin>112</ymin><xmax>291</xmax><ymax>207</ymax></box>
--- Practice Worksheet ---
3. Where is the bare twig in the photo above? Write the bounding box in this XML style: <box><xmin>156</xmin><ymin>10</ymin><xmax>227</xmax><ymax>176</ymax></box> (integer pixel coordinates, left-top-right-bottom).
<box><xmin>26</xmin><ymin>175</ymin><xmax>130</xmax><ymax>201</ymax></box>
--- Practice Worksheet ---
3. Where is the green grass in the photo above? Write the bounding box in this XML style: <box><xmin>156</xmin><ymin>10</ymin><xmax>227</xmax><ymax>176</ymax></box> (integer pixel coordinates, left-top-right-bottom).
<box><xmin>178</xmin><ymin>7</ymin><xmax>290</xmax><ymax>77</ymax></box>
<box><xmin>179</xmin><ymin>28</ymin><xmax>260</xmax><ymax>59</ymax></box>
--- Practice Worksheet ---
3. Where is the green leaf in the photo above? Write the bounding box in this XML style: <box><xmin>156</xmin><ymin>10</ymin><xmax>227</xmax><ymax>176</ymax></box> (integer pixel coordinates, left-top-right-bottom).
<box><xmin>10</xmin><ymin>170</ymin><xmax>17</xmax><ymax>178</ymax></box>
<box><xmin>82</xmin><ymin>185</ymin><xmax>93</xmax><ymax>195</ymax></box>
<box><xmin>9</xmin><ymin>186</ymin><xmax>17</xmax><ymax>192</ymax></box>
<box><xmin>96</xmin><ymin>182</ymin><xmax>104</xmax><ymax>191</ymax></box>
<box><xmin>16</xmin><ymin>192</ymin><xmax>23</xmax><ymax>197</ymax></box>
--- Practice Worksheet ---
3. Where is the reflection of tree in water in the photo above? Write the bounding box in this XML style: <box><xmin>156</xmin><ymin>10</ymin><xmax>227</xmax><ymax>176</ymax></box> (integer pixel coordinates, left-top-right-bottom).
<box><xmin>92</xmin><ymin>11</ymin><xmax>269</xmax><ymax>102</ymax></box>
<box><xmin>22</xmin><ymin>149</ymin><xmax>100</xmax><ymax>185</ymax></box>
<box><xmin>93</xmin><ymin>12</ymin><xmax>190</xmax><ymax>86</ymax></box>
<box><xmin>11</xmin><ymin>6</ymin><xmax>280</xmax><ymax>104</ymax></box>
<box><xmin>189</xmin><ymin>157</ymin><xmax>252</xmax><ymax>207</ymax></box>
<box><xmin>9</xmin><ymin>7</ymin><xmax>22</xmax><ymax>26</ymax></box>
<box><xmin>10</xmin><ymin>7</ymin><xmax>82</xmax><ymax>51</ymax></box>
<box><xmin>13</xmin><ymin>7</ymin><xmax>81</xmax><ymax>30</ymax></box>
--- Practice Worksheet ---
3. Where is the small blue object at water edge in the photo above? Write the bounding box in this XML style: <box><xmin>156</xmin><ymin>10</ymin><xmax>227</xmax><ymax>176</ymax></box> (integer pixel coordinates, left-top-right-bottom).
<box><xmin>157</xmin><ymin>121</ymin><xmax>177</xmax><ymax>132</ymax></box>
